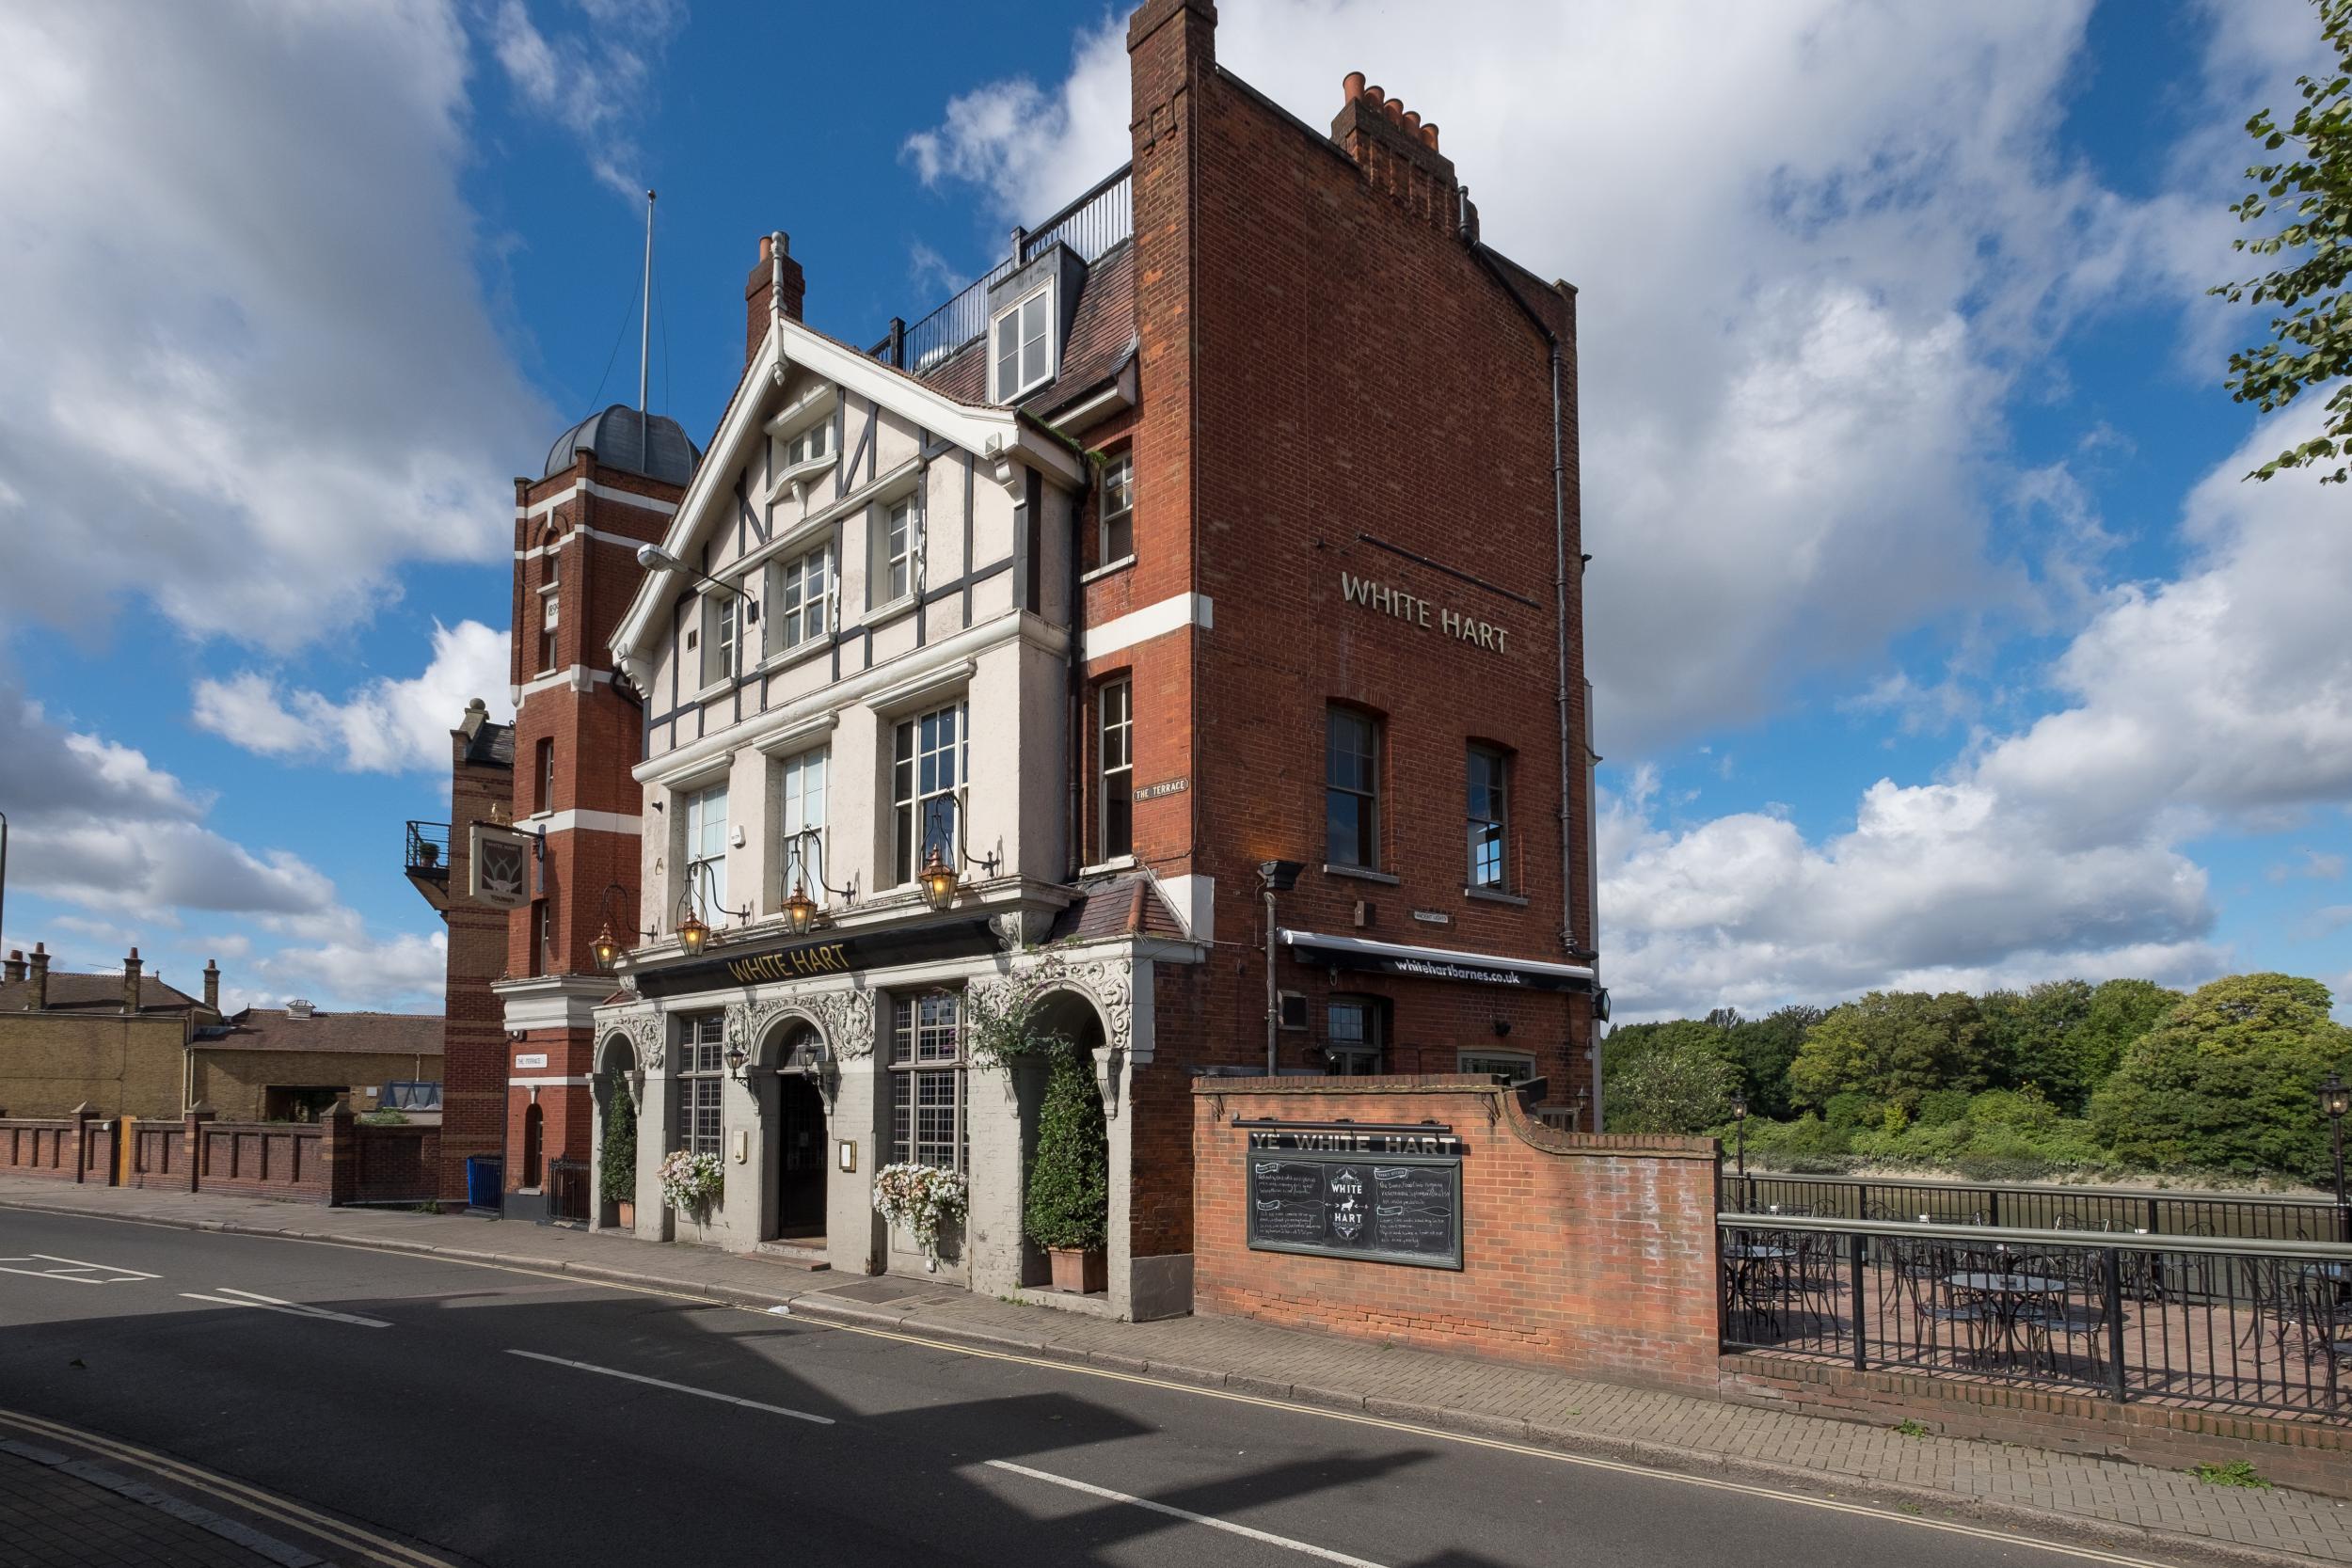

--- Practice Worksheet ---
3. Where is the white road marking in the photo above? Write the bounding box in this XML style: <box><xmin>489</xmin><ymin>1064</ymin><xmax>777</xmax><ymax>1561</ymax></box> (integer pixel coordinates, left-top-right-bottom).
<box><xmin>505</xmin><ymin>1349</ymin><xmax>834</xmax><ymax>1425</ymax></box>
<box><xmin>0</xmin><ymin>1254</ymin><xmax>159</xmax><ymax>1285</ymax></box>
<box><xmin>179</xmin><ymin>1289</ymin><xmax>390</xmax><ymax>1328</ymax></box>
<box><xmin>981</xmin><ymin>1459</ymin><xmax>1392</xmax><ymax>1568</ymax></box>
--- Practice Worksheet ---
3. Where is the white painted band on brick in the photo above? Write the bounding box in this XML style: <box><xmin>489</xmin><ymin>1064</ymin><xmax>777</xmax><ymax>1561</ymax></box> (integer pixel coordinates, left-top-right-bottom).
<box><xmin>1082</xmin><ymin>593</ymin><xmax>1213</xmax><ymax>661</ymax></box>
<box><xmin>507</xmin><ymin>1075</ymin><xmax>590</xmax><ymax>1088</ymax></box>
<box><xmin>517</xmin><ymin>483</ymin><xmax>679</xmax><ymax>524</ymax></box>
<box><xmin>516</xmin><ymin>665</ymin><xmax>614</xmax><ymax>702</ymax></box>
<box><xmin>515</xmin><ymin>526</ymin><xmax>661</xmax><ymax>562</ymax></box>
<box><xmin>523</xmin><ymin>808</ymin><xmax>642</xmax><ymax>836</ymax></box>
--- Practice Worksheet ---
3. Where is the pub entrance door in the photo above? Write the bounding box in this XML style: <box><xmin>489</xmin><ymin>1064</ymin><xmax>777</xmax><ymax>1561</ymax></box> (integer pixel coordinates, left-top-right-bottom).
<box><xmin>775</xmin><ymin>1073</ymin><xmax>827</xmax><ymax>1238</ymax></box>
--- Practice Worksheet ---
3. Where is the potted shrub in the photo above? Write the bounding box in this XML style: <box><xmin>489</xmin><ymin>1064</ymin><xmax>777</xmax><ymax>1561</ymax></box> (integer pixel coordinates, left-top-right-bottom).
<box><xmin>599</xmin><ymin>1072</ymin><xmax>638</xmax><ymax>1228</ymax></box>
<box><xmin>1025</xmin><ymin>1048</ymin><xmax>1109</xmax><ymax>1292</ymax></box>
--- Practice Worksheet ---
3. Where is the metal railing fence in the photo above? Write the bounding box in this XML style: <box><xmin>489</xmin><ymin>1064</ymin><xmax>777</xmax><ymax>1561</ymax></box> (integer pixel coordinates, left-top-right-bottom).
<box><xmin>1721</xmin><ymin>1168</ymin><xmax>2348</xmax><ymax>1244</ymax></box>
<box><xmin>880</xmin><ymin>166</ymin><xmax>1134</xmax><ymax>373</ymax></box>
<box><xmin>1720</xmin><ymin>1213</ymin><xmax>2352</xmax><ymax>1421</ymax></box>
<box><xmin>547</xmin><ymin>1158</ymin><xmax>591</xmax><ymax>1225</ymax></box>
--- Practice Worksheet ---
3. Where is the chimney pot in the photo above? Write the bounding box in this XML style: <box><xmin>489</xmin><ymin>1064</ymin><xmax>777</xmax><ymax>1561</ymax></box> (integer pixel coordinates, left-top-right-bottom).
<box><xmin>1343</xmin><ymin>71</ymin><xmax>1365</xmax><ymax>103</ymax></box>
<box><xmin>1422</xmin><ymin>122</ymin><xmax>1440</xmax><ymax>150</ymax></box>
<box><xmin>1384</xmin><ymin>98</ymin><xmax>1406</xmax><ymax>124</ymax></box>
<box><xmin>1403</xmin><ymin>109</ymin><xmax>1421</xmax><ymax>132</ymax></box>
<box><xmin>1364</xmin><ymin>85</ymin><xmax>1385</xmax><ymax>106</ymax></box>
<box><xmin>746</xmin><ymin>229</ymin><xmax>806</xmax><ymax>363</ymax></box>
<box><xmin>2</xmin><ymin>950</ymin><xmax>22</xmax><ymax>985</ymax></box>
<box><xmin>758</xmin><ymin>233</ymin><xmax>774</xmax><ymax>263</ymax></box>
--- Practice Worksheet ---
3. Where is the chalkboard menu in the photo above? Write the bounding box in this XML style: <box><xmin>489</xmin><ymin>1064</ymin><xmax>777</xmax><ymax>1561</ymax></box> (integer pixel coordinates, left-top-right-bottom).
<box><xmin>1245</xmin><ymin>1151</ymin><xmax>1463</xmax><ymax>1270</ymax></box>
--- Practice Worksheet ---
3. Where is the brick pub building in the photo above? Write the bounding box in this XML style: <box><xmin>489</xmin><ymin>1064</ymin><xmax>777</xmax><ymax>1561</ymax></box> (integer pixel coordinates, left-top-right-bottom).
<box><xmin>445</xmin><ymin>0</ymin><xmax>1602</xmax><ymax>1309</ymax></box>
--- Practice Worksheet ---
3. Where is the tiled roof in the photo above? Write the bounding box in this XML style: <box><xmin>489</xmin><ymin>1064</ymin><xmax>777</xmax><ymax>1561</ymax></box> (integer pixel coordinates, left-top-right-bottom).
<box><xmin>0</xmin><ymin>973</ymin><xmax>200</xmax><ymax>1015</ymax></box>
<box><xmin>1046</xmin><ymin>871</ymin><xmax>1189</xmax><ymax>944</ymax></box>
<box><xmin>199</xmin><ymin>1007</ymin><xmax>443</xmax><ymax>1057</ymax></box>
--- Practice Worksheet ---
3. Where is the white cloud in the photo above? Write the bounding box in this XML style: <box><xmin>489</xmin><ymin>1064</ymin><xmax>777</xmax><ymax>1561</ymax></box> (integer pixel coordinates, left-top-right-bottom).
<box><xmin>1603</xmin><ymin>415</ymin><xmax>2352</xmax><ymax>1017</ymax></box>
<box><xmin>0</xmin><ymin>689</ymin><xmax>338</xmax><ymax>920</ymax></box>
<box><xmin>193</xmin><ymin>620</ymin><xmax>513</xmax><ymax>773</ymax></box>
<box><xmin>0</xmin><ymin>1</ymin><xmax>546</xmax><ymax>654</ymax></box>
<box><xmin>899</xmin><ymin>2</ymin><xmax>2294</xmax><ymax>756</ymax></box>
<box><xmin>490</xmin><ymin>0</ymin><xmax>684</xmax><ymax>199</ymax></box>
<box><xmin>249</xmin><ymin>927</ymin><xmax>448</xmax><ymax>1013</ymax></box>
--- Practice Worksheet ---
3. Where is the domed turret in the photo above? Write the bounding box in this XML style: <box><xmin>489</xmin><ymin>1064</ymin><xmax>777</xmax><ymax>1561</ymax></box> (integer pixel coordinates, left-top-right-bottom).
<box><xmin>543</xmin><ymin>405</ymin><xmax>700</xmax><ymax>486</ymax></box>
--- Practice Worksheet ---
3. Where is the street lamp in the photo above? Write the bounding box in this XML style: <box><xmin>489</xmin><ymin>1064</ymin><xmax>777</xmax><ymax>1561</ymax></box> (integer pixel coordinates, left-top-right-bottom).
<box><xmin>912</xmin><ymin>794</ymin><xmax>999</xmax><ymax>912</ymax></box>
<box><xmin>635</xmin><ymin>544</ymin><xmax>754</xmax><ymax>615</ymax></box>
<box><xmin>589</xmin><ymin>881</ymin><xmax>652</xmax><ymax>973</ymax></box>
<box><xmin>723</xmin><ymin>1038</ymin><xmax>749</xmax><ymax>1082</ymax></box>
<box><xmin>1258</xmin><ymin>860</ymin><xmax>1305</xmax><ymax>1077</ymax></box>
<box><xmin>1729</xmin><ymin>1091</ymin><xmax>1750</xmax><ymax>1201</ymax></box>
<box><xmin>780</xmin><ymin>828</ymin><xmax>855</xmax><ymax>936</ymax></box>
<box><xmin>674</xmin><ymin>862</ymin><xmax>746</xmax><ymax>959</ymax></box>
<box><xmin>2323</xmin><ymin>1071</ymin><xmax>2349</xmax><ymax>1239</ymax></box>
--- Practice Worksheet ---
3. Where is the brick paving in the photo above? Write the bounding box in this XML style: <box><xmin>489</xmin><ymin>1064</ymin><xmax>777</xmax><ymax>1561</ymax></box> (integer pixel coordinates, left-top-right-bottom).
<box><xmin>7</xmin><ymin>1176</ymin><xmax>2352</xmax><ymax>1566</ymax></box>
<box><xmin>0</xmin><ymin>1443</ymin><xmax>312</xmax><ymax>1568</ymax></box>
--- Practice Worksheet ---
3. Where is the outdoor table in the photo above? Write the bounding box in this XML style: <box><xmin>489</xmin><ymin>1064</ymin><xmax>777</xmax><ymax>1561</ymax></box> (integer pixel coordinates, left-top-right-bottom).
<box><xmin>1724</xmin><ymin>1243</ymin><xmax>1797</xmax><ymax>1329</ymax></box>
<box><xmin>1947</xmin><ymin>1273</ymin><xmax>2068</xmax><ymax>1364</ymax></box>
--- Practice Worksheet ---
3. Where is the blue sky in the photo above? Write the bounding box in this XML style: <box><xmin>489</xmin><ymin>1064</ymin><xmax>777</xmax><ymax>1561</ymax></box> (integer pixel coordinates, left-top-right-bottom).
<box><xmin>0</xmin><ymin>0</ymin><xmax>2345</xmax><ymax>1022</ymax></box>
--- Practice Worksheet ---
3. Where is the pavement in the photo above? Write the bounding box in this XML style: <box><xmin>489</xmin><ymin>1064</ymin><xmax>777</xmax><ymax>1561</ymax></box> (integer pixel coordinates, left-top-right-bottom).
<box><xmin>4</xmin><ymin>1177</ymin><xmax>2351</xmax><ymax>1568</ymax></box>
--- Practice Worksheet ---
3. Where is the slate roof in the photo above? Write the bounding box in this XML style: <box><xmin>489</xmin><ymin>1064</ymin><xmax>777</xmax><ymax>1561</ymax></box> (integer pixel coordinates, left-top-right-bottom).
<box><xmin>199</xmin><ymin>1007</ymin><xmax>443</xmax><ymax>1057</ymax></box>
<box><xmin>0</xmin><ymin>972</ymin><xmax>200</xmax><ymax>1015</ymax></box>
<box><xmin>544</xmin><ymin>405</ymin><xmax>701</xmax><ymax>485</ymax></box>
<box><xmin>919</xmin><ymin>241</ymin><xmax>1137</xmax><ymax>420</ymax></box>
<box><xmin>1045</xmin><ymin>870</ymin><xmax>1189</xmax><ymax>944</ymax></box>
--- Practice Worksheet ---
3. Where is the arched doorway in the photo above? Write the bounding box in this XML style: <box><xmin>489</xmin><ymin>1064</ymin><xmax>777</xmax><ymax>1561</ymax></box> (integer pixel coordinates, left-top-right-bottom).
<box><xmin>521</xmin><ymin>1101</ymin><xmax>545</xmax><ymax>1189</ymax></box>
<box><xmin>1013</xmin><ymin>989</ymin><xmax>1111</xmax><ymax>1289</ymax></box>
<box><xmin>764</xmin><ymin>1020</ymin><xmax>829</xmax><ymax>1243</ymax></box>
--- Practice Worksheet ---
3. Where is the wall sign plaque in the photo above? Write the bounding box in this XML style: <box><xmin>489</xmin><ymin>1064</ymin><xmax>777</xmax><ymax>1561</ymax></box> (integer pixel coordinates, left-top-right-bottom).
<box><xmin>633</xmin><ymin>916</ymin><xmax>1003</xmax><ymax>999</ymax></box>
<box><xmin>1244</xmin><ymin>1142</ymin><xmax>1463</xmax><ymax>1270</ymax></box>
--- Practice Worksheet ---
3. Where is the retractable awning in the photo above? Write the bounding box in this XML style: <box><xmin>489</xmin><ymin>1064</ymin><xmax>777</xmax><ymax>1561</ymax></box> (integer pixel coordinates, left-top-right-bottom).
<box><xmin>1278</xmin><ymin>928</ymin><xmax>1602</xmax><ymax>1001</ymax></box>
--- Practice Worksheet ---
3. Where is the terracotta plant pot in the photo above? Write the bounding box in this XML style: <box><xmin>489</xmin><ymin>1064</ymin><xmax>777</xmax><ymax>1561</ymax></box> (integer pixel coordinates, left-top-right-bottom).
<box><xmin>615</xmin><ymin>1199</ymin><xmax>635</xmax><ymax>1229</ymax></box>
<box><xmin>1048</xmin><ymin>1245</ymin><xmax>1107</xmax><ymax>1295</ymax></box>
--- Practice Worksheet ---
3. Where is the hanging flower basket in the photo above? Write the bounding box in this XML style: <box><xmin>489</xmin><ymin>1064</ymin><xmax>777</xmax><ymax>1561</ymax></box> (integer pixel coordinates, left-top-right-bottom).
<box><xmin>872</xmin><ymin>1163</ymin><xmax>967</xmax><ymax>1268</ymax></box>
<box><xmin>657</xmin><ymin>1148</ymin><xmax>723</xmax><ymax>1215</ymax></box>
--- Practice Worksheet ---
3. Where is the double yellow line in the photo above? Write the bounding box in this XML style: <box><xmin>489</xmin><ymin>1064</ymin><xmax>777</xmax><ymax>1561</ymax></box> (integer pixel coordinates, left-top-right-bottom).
<box><xmin>0</xmin><ymin>1404</ymin><xmax>456</xmax><ymax>1568</ymax></box>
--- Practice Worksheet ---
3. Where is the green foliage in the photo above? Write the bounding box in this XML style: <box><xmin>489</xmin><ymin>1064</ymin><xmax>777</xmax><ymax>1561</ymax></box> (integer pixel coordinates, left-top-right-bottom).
<box><xmin>2077</xmin><ymin>979</ymin><xmax>2183</xmax><ymax>1089</ymax></box>
<box><xmin>1721</xmin><ymin>1005</ymin><xmax>1820</xmax><ymax>1120</ymax></box>
<box><xmin>963</xmin><ymin>960</ymin><xmax>1080</xmax><ymax>1070</ymax></box>
<box><xmin>2193</xmin><ymin>1460</ymin><xmax>2271</xmax><ymax>1489</ymax></box>
<box><xmin>2090</xmin><ymin>974</ymin><xmax>2352</xmax><ymax>1180</ymax></box>
<box><xmin>1789</xmin><ymin>991</ymin><xmax>1984</xmax><ymax>1115</ymax></box>
<box><xmin>1605</xmin><ymin>1021</ymin><xmax>1740</xmax><ymax>1132</ymax></box>
<box><xmin>1894</xmin><ymin>1419</ymin><xmax>1930</xmax><ymax>1438</ymax></box>
<box><xmin>2211</xmin><ymin>0</ymin><xmax>2352</xmax><ymax>483</ymax></box>
<box><xmin>1024</xmin><ymin>1051</ymin><xmax>1109</xmax><ymax>1252</ymax></box>
<box><xmin>1978</xmin><ymin>979</ymin><xmax>2097</xmax><ymax>1106</ymax></box>
<box><xmin>358</xmin><ymin>1109</ymin><xmax>409</xmax><ymax>1126</ymax></box>
<box><xmin>598</xmin><ymin>1072</ymin><xmax>638</xmax><ymax>1205</ymax></box>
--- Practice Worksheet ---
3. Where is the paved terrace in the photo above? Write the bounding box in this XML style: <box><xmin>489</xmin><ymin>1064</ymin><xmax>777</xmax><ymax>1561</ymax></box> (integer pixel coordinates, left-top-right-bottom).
<box><xmin>5</xmin><ymin>1175</ymin><xmax>2350</xmax><ymax>1568</ymax></box>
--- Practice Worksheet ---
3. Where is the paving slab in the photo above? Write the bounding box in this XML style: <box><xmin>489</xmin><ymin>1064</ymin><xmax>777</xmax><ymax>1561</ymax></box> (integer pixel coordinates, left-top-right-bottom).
<box><xmin>6</xmin><ymin>1175</ymin><xmax>2351</xmax><ymax>1566</ymax></box>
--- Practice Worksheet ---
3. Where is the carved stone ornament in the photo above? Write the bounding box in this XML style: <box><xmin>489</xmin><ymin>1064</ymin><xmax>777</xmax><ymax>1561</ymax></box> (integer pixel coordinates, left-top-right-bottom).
<box><xmin>615</xmin><ymin>1009</ymin><xmax>666</xmax><ymax>1075</ymax></box>
<box><xmin>805</xmin><ymin>988</ymin><xmax>877</xmax><ymax>1060</ymax></box>
<box><xmin>1057</xmin><ymin>956</ymin><xmax>1135</xmax><ymax>1056</ymax></box>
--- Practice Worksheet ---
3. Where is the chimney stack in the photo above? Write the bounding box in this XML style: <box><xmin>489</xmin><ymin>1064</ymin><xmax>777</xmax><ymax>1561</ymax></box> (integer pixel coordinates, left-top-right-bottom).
<box><xmin>27</xmin><ymin>942</ymin><xmax>48</xmax><ymax>1011</ymax></box>
<box><xmin>203</xmin><ymin>958</ymin><xmax>221</xmax><ymax>1014</ymax></box>
<box><xmin>745</xmin><ymin>231</ymin><xmax>807</xmax><ymax>366</ymax></box>
<box><xmin>122</xmin><ymin>947</ymin><xmax>142</xmax><ymax>1016</ymax></box>
<box><xmin>3</xmin><ymin>950</ymin><xmax>22</xmax><ymax>985</ymax></box>
<box><xmin>1329</xmin><ymin>71</ymin><xmax>1460</xmax><ymax>233</ymax></box>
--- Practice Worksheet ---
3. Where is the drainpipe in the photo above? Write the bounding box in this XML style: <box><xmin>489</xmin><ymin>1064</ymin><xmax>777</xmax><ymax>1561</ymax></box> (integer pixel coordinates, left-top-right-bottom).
<box><xmin>1462</xmin><ymin>189</ymin><xmax>1597</xmax><ymax>1122</ymax></box>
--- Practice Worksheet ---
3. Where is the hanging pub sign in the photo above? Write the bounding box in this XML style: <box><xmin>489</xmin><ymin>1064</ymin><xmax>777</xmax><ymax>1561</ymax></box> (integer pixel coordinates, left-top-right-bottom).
<box><xmin>632</xmin><ymin>916</ymin><xmax>1005</xmax><ymax>998</ymax></box>
<box><xmin>1240</xmin><ymin>1119</ymin><xmax>1463</xmax><ymax>1269</ymax></box>
<box><xmin>469</xmin><ymin>824</ymin><xmax>536</xmax><ymax>910</ymax></box>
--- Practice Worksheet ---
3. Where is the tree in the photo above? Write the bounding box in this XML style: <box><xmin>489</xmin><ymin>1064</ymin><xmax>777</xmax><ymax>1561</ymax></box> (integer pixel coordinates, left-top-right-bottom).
<box><xmin>1605</xmin><ymin>1023</ymin><xmax>1740</xmax><ymax>1134</ymax></box>
<box><xmin>1788</xmin><ymin>990</ymin><xmax>1984</xmax><ymax>1115</ymax></box>
<box><xmin>597</xmin><ymin>1072</ymin><xmax>638</xmax><ymax>1206</ymax></box>
<box><xmin>2212</xmin><ymin>0</ymin><xmax>2352</xmax><ymax>483</ymax></box>
<box><xmin>1721</xmin><ymin>1004</ymin><xmax>1820</xmax><ymax>1121</ymax></box>
<box><xmin>1978</xmin><ymin>979</ymin><xmax>2096</xmax><ymax>1108</ymax></box>
<box><xmin>1024</xmin><ymin>1050</ymin><xmax>1109</xmax><ymax>1251</ymax></box>
<box><xmin>2090</xmin><ymin>973</ymin><xmax>2352</xmax><ymax>1180</ymax></box>
<box><xmin>2075</xmin><ymin>978</ymin><xmax>2181</xmax><ymax>1091</ymax></box>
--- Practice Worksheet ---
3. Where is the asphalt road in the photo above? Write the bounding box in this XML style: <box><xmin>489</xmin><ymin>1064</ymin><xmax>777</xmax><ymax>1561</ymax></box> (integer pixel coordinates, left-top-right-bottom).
<box><xmin>0</xmin><ymin>1209</ymin><xmax>2162</xmax><ymax>1568</ymax></box>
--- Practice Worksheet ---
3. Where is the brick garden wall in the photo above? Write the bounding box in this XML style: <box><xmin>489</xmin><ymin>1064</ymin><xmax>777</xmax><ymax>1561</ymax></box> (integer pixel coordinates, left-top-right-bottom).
<box><xmin>1193</xmin><ymin>1078</ymin><xmax>1722</xmax><ymax>1391</ymax></box>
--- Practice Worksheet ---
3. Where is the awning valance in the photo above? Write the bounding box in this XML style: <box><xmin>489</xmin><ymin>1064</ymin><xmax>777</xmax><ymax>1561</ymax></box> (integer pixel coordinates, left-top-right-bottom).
<box><xmin>1278</xmin><ymin>929</ymin><xmax>1601</xmax><ymax>1004</ymax></box>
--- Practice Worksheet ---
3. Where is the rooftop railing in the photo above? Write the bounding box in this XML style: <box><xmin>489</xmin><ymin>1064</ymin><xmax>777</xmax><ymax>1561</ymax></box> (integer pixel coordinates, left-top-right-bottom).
<box><xmin>404</xmin><ymin>820</ymin><xmax>451</xmax><ymax>880</ymax></box>
<box><xmin>873</xmin><ymin>166</ymin><xmax>1134</xmax><ymax>374</ymax></box>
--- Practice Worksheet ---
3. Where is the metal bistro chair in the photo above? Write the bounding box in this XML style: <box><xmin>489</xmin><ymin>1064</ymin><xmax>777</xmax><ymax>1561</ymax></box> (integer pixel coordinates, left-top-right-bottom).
<box><xmin>1895</xmin><ymin>1237</ymin><xmax>1993</xmax><ymax>1366</ymax></box>
<box><xmin>2009</xmin><ymin>1245</ymin><xmax>2110</xmax><ymax>1380</ymax></box>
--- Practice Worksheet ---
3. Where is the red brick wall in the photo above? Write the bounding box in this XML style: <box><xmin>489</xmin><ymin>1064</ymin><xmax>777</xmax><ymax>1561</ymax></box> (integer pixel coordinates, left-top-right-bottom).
<box><xmin>1114</xmin><ymin>0</ymin><xmax>1597</xmax><ymax>1262</ymax></box>
<box><xmin>1194</xmin><ymin>1078</ymin><xmax>1721</xmax><ymax>1391</ymax></box>
<box><xmin>440</xmin><ymin>739</ymin><xmax>514</xmax><ymax>1201</ymax></box>
<box><xmin>0</xmin><ymin>1118</ymin><xmax>77</xmax><ymax>1180</ymax></box>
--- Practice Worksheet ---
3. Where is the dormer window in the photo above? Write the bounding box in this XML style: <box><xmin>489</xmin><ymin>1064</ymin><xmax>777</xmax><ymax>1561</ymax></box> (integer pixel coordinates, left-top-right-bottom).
<box><xmin>782</xmin><ymin>419</ymin><xmax>833</xmax><ymax>468</ymax></box>
<box><xmin>991</xmin><ymin>283</ymin><xmax>1055</xmax><ymax>403</ymax></box>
